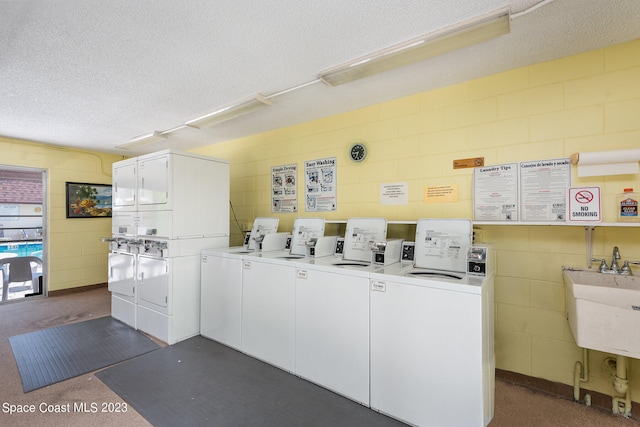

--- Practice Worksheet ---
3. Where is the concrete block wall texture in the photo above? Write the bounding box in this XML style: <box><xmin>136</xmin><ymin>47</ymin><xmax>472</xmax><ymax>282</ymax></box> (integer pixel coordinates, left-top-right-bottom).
<box><xmin>0</xmin><ymin>138</ymin><xmax>122</xmax><ymax>292</ymax></box>
<box><xmin>192</xmin><ymin>39</ymin><xmax>640</xmax><ymax>399</ymax></box>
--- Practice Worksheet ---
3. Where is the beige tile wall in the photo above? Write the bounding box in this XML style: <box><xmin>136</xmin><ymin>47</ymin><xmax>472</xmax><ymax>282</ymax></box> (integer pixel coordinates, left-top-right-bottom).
<box><xmin>192</xmin><ymin>39</ymin><xmax>640</xmax><ymax>397</ymax></box>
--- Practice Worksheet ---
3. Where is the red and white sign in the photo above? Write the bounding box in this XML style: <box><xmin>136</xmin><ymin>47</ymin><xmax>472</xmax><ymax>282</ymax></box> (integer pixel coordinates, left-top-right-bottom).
<box><xmin>568</xmin><ymin>187</ymin><xmax>601</xmax><ymax>222</ymax></box>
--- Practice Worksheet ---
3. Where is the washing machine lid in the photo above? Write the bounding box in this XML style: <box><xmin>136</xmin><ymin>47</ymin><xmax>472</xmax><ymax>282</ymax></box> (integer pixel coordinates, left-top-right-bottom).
<box><xmin>413</xmin><ymin>218</ymin><xmax>472</xmax><ymax>272</ymax></box>
<box><xmin>289</xmin><ymin>218</ymin><xmax>325</xmax><ymax>256</ymax></box>
<box><xmin>342</xmin><ymin>217</ymin><xmax>387</xmax><ymax>263</ymax></box>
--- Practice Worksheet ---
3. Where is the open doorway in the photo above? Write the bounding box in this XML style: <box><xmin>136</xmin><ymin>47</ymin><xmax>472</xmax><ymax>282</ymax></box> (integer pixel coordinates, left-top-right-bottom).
<box><xmin>0</xmin><ymin>166</ymin><xmax>46</xmax><ymax>302</ymax></box>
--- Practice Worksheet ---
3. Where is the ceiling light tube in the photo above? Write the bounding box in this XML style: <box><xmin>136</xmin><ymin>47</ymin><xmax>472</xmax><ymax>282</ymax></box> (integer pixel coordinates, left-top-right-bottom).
<box><xmin>318</xmin><ymin>7</ymin><xmax>510</xmax><ymax>86</ymax></box>
<box><xmin>116</xmin><ymin>131</ymin><xmax>167</xmax><ymax>150</ymax></box>
<box><xmin>185</xmin><ymin>93</ymin><xmax>272</xmax><ymax>129</ymax></box>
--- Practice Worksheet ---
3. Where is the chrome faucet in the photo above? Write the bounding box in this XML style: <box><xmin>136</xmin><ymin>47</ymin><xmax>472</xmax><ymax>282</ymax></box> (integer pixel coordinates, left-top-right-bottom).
<box><xmin>591</xmin><ymin>246</ymin><xmax>638</xmax><ymax>275</ymax></box>
<box><xmin>611</xmin><ymin>246</ymin><xmax>621</xmax><ymax>272</ymax></box>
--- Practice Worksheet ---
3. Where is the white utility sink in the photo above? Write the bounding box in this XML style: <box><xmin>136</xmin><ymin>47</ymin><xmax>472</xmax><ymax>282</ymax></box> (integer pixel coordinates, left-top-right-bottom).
<box><xmin>564</xmin><ymin>268</ymin><xmax>640</xmax><ymax>358</ymax></box>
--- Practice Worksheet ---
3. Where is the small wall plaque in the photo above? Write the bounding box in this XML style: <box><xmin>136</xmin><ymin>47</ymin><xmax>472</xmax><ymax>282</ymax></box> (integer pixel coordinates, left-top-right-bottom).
<box><xmin>453</xmin><ymin>157</ymin><xmax>484</xmax><ymax>169</ymax></box>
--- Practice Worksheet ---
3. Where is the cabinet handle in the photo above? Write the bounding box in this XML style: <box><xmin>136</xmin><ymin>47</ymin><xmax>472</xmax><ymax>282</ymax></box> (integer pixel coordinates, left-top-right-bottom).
<box><xmin>140</xmin><ymin>272</ymin><xmax>144</xmax><ymax>284</ymax></box>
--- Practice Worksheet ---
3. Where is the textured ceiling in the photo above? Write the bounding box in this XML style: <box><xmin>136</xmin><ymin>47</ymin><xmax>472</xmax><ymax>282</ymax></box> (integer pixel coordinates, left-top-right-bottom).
<box><xmin>1</xmin><ymin>0</ymin><xmax>640</xmax><ymax>155</ymax></box>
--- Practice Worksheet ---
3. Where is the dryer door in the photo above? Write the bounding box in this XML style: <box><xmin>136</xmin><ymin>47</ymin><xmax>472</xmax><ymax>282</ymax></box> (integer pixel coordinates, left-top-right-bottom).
<box><xmin>108</xmin><ymin>252</ymin><xmax>135</xmax><ymax>297</ymax></box>
<box><xmin>137</xmin><ymin>255</ymin><xmax>170</xmax><ymax>313</ymax></box>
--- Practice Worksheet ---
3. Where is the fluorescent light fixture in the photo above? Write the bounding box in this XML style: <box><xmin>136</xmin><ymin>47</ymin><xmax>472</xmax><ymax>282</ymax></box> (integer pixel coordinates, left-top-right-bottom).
<box><xmin>318</xmin><ymin>7</ymin><xmax>510</xmax><ymax>86</ymax></box>
<box><xmin>185</xmin><ymin>93</ymin><xmax>272</xmax><ymax>129</ymax></box>
<box><xmin>117</xmin><ymin>131</ymin><xmax>168</xmax><ymax>150</ymax></box>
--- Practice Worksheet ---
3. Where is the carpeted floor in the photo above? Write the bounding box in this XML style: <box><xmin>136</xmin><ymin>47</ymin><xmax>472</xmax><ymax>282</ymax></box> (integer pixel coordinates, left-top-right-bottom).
<box><xmin>0</xmin><ymin>285</ymin><xmax>638</xmax><ymax>427</ymax></box>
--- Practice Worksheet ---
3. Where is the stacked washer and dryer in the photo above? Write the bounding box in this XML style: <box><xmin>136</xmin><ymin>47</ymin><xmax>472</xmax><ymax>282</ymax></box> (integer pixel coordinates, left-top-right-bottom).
<box><xmin>108</xmin><ymin>149</ymin><xmax>229</xmax><ymax>344</ymax></box>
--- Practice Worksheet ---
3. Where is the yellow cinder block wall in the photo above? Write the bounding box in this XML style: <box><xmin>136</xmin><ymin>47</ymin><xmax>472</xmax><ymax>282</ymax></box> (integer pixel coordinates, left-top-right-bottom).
<box><xmin>0</xmin><ymin>138</ymin><xmax>122</xmax><ymax>292</ymax></box>
<box><xmin>193</xmin><ymin>39</ymin><xmax>640</xmax><ymax>399</ymax></box>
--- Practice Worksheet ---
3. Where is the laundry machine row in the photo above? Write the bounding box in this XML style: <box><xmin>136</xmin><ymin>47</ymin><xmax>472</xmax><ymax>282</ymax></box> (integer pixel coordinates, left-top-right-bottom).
<box><xmin>200</xmin><ymin>217</ymin><xmax>495</xmax><ymax>427</ymax></box>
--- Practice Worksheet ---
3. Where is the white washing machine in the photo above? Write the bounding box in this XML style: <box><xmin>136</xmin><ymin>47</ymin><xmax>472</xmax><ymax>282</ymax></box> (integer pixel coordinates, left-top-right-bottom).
<box><xmin>292</xmin><ymin>217</ymin><xmax>388</xmax><ymax>405</ymax></box>
<box><xmin>368</xmin><ymin>218</ymin><xmax>495</xmax><ymax>427</ymax></box>
<box><xmin>239</xmin><ymin>218</ymin><xmax>325</xmax><ymax>373</ymax></box>
<box><xmin>200</xmin><ymin>217</ymin><xmax>279</xmax><ymax>350</ymax></box>
<box><xmin>200</xmin><ymin>246</ymin><xmax>251</xmax><ymax>350</ymax></box>
<box><xmin>241</xmin><ymin>251</ymin><xmax>298</xmax><ymax>372</ymax></box>
<box><xmin>294</xmin><ymin>255</ymin><xmax>382</xmax><ymax>405</ymax></box>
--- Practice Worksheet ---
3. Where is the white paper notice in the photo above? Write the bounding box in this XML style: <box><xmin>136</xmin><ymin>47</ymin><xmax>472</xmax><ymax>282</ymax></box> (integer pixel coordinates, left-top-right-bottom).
<box><xmin>520</xmin><ymin>158</ymin><xmax>570</xmax><ymax>222</ymax></box>
<box><xmin>473</xmin><ymin>164</ymin><xmax>518</xmax><ymax>221</ymax></box>
<box><xmin>380</xmin><ymin>182</ymin><xmax>408</xmax><ymax>205</ymax></box>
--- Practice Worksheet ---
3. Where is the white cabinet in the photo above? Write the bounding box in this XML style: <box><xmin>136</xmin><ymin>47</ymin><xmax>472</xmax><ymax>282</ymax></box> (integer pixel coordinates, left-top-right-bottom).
<box><xmin>241</xmin><ymin>258</ymin><xmax>296</xmax><ymax>372</ymax></box>
<box><xmin>294</xmin><ymin>266</ymin><xmax>370</xmax><ymax>404</ymax></box>
<box><xmin>200</xmin><ymin>251</ymin><xmax>243</xmax><ymax>350</ymax></box>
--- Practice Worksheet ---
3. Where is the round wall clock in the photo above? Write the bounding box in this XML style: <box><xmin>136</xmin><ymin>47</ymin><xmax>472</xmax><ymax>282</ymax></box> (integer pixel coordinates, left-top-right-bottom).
<box><xmin>349</xmin><ymin>142</ymin><xmax>367</xmax><ymax>162</ymax></box>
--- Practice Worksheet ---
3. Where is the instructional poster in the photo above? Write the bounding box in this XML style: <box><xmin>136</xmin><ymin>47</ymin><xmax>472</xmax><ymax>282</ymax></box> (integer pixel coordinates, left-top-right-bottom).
<box><xmin>305</xmin><ymin>157</ymin><xmax>337</xmax><ymax>212</ymax></box>
<box><xmin>473</xmin><ymin>163</ymin><xmax>519</xmax><ymax>221</ymax></box>
<box><xmin>271</xmin><ymin>164</ymin><xmax>298</xmax><ymax>213</ymax></box>
<box><xmin>473</xmin><ymin>158</ymin><xmax>571</xmax><ymax>222</ymax></box>
<box><xmin>520</xmin><ymin>158</ymin><xmax>570</xmax><ymax>221</ymax></box>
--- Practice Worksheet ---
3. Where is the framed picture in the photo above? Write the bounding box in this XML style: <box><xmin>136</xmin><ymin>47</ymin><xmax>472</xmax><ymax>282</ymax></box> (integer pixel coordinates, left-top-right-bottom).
<box><xmin>65</xmin><ymin>182</ymin><xmax>113</xmax><ymax>218</ymax></box>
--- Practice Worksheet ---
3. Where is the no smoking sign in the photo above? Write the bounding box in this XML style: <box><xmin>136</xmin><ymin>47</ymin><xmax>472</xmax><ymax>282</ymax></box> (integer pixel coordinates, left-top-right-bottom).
<box><xmin>568</xmin><ymin>187</ymin><xmax>601</xmax><ymax>222</ymax></box>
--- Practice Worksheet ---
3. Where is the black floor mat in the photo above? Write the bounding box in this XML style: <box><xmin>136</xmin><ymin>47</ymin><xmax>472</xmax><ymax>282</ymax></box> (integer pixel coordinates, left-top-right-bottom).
<box><xmin>96</xmin><ymin>335</ymin><xmax>405</xmax><ymax>427</ymax></box>
<box><xmin>9</xmin><ymin>316</ymin><xmax>159</xmax><ymax>392</ymax></box>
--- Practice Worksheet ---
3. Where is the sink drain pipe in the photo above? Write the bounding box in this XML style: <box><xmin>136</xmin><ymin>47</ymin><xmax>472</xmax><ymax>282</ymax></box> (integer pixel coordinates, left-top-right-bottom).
<box><xmin>574</xmin><ymin>348</ymin><xmax>591</xmax><ymax>405</ymax></box>
<box><xmin>612</xmin><ymin>355</ymin><xmax>632</xmax><ymax>417</ymax></box>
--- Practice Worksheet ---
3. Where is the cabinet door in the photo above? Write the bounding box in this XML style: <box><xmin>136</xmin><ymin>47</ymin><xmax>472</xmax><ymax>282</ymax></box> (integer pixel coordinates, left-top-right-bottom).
<box><xmin>137</xmin><ymin>256</ymin><xmax>170</xmax><ymax>313</ymax></box>
<box><xmin>138</xmin><ymin>155</ymin><xmax>169</xmax><ymax>207</ymax></box>
<box><xmin>108</xmin><ymin>252</ymin><xmax>135</xmax><ymax>297</ymax></box>
<box><xmin>113</xmin><ymin>161</ymin><xmax>137</xmax><ymax>209</ymax></box>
